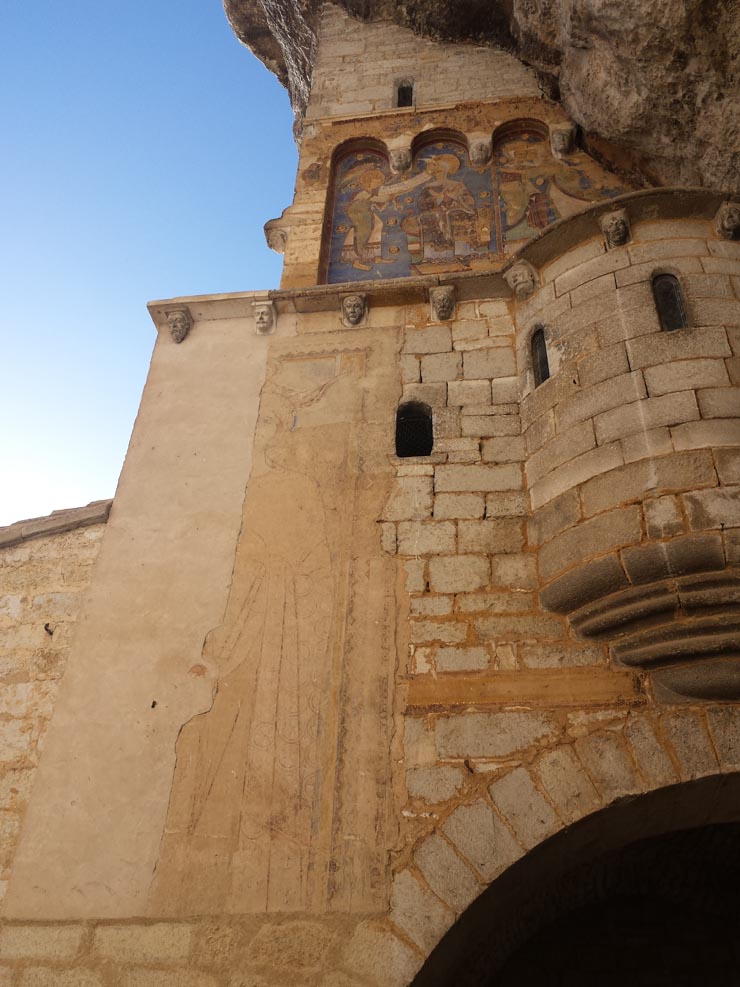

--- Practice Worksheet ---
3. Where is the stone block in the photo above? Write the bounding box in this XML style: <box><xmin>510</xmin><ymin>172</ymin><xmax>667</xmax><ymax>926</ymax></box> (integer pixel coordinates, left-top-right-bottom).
<box><xmin>671</xmin><ymin>418</ymin><xmax>740</xmax><ymax>450</ymax></box>
<box><xmin>528</xmin><ymin>489</ymin><xmax>581</xmax><ymax>546</ymax></box>
<box><xmin>527</xmin><ymin>420</ymin><xmax>596</xmax><ymax>484</ymax></box>
<box><xmin>400</xmin><ymin>355</ymin><xmax>420</xmax><ymax>384</ymax></box>
<box><xmin>644</xmin><ymin>495</ymin><xmax>684</xmax><ymax>538</ymax></box>
<box><xmin>627</xmin><ymin>238</ymin><xmax>708</xmax><ymax>265</ymax></box>
<box><xmin>481</xmin><ymin>436</ymin><xmax>526</xmax><ymax>462</ymax></box>
<box><xmin>489</xmin><ymin>554</ymin><xmax>538</xmax><ymax>589</ymax></box>
<box><xmin>245</xmin><ymin>921</ymin><xmax>336</xmax><ymax>970</ymax></box>
<box><xmin>457</xmin><ymin>519</ymin><xmax>523</xmax><ymax>554</ymax></box>
<box><xmin>406</xmin><ymin>765</ymin><xmax>465</xmax><ymax>802</ymax></box>
<box><xmin>456</xmin><ymin>591</ymin><xmax>533</xmax><ymax>614</ymax></box>
<box><xmin>443</xmin><ymin>801</ymin><xmax>523</xmax><ymax>882</ymax></box>
<box><xmin>574</xmin><ymin>732</ymin><xmax>640</xmax><ymax>801</ymax></box>
<box><xmin>490</xmin><ymin>377</ymin><xmax>519</xmax><ymax>403</ymax></box>
<box><xmin>414</xmin><ymin>833</ymin><xmax>480</xmax><ymax>913</ymax></box>
<box><xmin>435</xmin><ymin>464</ymin><xmax>522</xmax><ymax>493</ymax></box>
<box><xmin>404</xmin><ymin>717</ymin><xmax>437</xmax><ymax>766</ymax></box>
<box><xmin>555</xmin><ymin>372</ymin><xmax>647</xmax><ymax>431</ymax></box>
<box><xmin>488</xmin><ymin>767</ymin><xmax>560</xmax><ymax>849</ymax></box>
<box><xmin>683</xmin><ymin>487</ymin><xmax>740</xmax><ymax>530</ymax></box>
<box><xmin>435</xmin><ymin>646</ymin><xmax>490</xmax><ymax>672</ymax></box>
<box><xmin>682</xmin><ymin>272</ymin><xmax>735</xmax><ymax>298</ymax></box>
<box><xmin>20</xmin><ymin>971</ymin><xmax>104</xmax><ymax>987</ymax></box>
<box><xmin>621</xmin><ymin>426</ymin><xmax>674</xmax><ymax>464</ymax></box>
<box><xmin>570</xmin><ymin>273</ymin><xmax>617</xmax><ymax>308</ymax></box>
<box><xmin>580</xmin><ymin>450</ymin><xmax>716</xmax><ymax>518</ymax></box>
<box><xmin>485</xmin><ymin>492</ymin><xmax>529</xmax><ymax>517</ymax></box>
<box><xmin>623</xmin><ymin>531</ymin><xmax>724</xmax><ymax>584</ymax></box>
<box><xmin>624</xmin><ymin>716</ymin><xmax>678</xmax><ymax>788</ymax></box>
<box><xmin>535</xmin><ymin>746</ymin><xmax>601</xmax><ymax>823</ymax></box>
<box><xmin>93</xmin><ymin>924</ymin><xmax>191</xmax><ymax>963</ymax></box>
<box><xmin>421</xmin><ymin>351</ymin><xmax>462</xmax><ymax>383</ymax></box>
<box><xmin>461</xmin><ymin>415</ymin><xmax>521</xmax><ymax>437</ymax></box>
<box><xmin>433</xmin><ymin>493</ymin><xmax>485</xmax><ymax>519</ymax></box>
<box><xmin>389</xmin><ymin>870</ymin><xmax>453</xmax><ymax>954</ymax></box>
<box><xmin>520</xmin><ymin>643</ymin><xmax>605</xmax><ymax>668</ymax></box>
<box><xmin>554</xmin><ymin>249</ymin><xmax>630</xmax><ymax>296</ymax></box>
<box><xmin>542</xmin><ymin>238</ymin><xmax>605</xmax><ymax>285</ymax></box>
<box><xmin>702</xmin><ymin>257</ymin><xmax>740</xmax><ymax>277</ymax></box>
<box><xmin>403</xmin><ymin>559</ymin><xmax>426</xmax><ymax>593</ymax></box>
<box><xmin>539</xmin><ymin>554</ymin><xmax>629</xmax><ymax>614</ymax></box>
<box><xmin>403</xmin><ymin>326</ymin><xmax>452</xmax><ymax>354</ymax></box>
<box><xmin>409</xmin><ymin>620</ymin><xmax>468</xmax><ymax>646</ymax></box>
<box><xmin>475</xmin><ymin>612</ymin><xmax>563</xmax><ymax>640</ymax></box>
<box><xmin>627</xmin><ymin>326</ymin><xmax>731</xmax><ymax>369</ymax></box>
<box><xmin>341</xmin><ymin>922</ymin><xmax>421</xmax><ymax>987</ymax></box>
<box><xmin>453</xmin><ymin>319</ymin><xmax>488</xmax><ymax>343</ymax></box>
<box><xmin>577</xmin><ymin>342</ymin><xmax>630</xmax><ymax>388</ymax></box>
<box><xmin>662</xmin><ymin>711</ymin><xmax>718</xmax><ymax>779</ymax></box>
<box><xmin>615</xmin><ymin>254</ymin><xmax>704</xmax><ymax>287</ymax></box>
<box><xmin>428</xmin><ymin>555</ymin><xmax>489</xmax><ymax>593</ymax></box>
<box><xmin>538</xmin><ymin>505</ymin><xmax>643</xmax><ymax>581</ymax></box>
<box><xmin>644</xmin><ymin>358</ymin><xmax>730</xmax><ymax>397</ymax></box>
<box><xmin>447</xmin><ymin>380</ymin><xmax>491</xmax><ymax>406</ymax></box>
<box><xmin>706</xmin><ymin>707</ymin><xmax>740</xmax><ymax>770</ymax></box>
<box><xmin>697</xmin><ymin>386</ymin><xmax>740</xmax><ymax>418</ymax></box>
<box><xmin>410</xmin><ymin>596</ymin><xmax>453</xmax><ymax>617</ymax></box>
<box><xmin>691</xmin><ymin>296</ymin><xmax>740</xmax><ymax>326</ymax></box>
<box><xmin>524</xmin><ymin>409</ymin><xmax>556</xmax><ymax>454</ymax></box>
<box><xmin>0</xmin><ymin>927</ymin><xmax>84</xmax><ymax>961</ymax></box>
<box><xmin>715</xmin><ymin>449</ymin><xmax>740</xmax><ymax>484</ymax></box>
<box><xmin>594</xmin><ymin>390</ymin><xmax>700</xmax><ymax>445</ymax></box>
<box><xmin>462</xmin><ymin>348</ymin><xmax>516</xmax><ymax>380</ymax></box>
<box><xmin>381</xmin><ymin>477</ymin><xmax>434</xmax><ymax>521</ymax></box>
<box><xmin>402</xmin><ymin>382</ymin><xmax>448</xmax><ymax>409</ymax></box>
<box><xmin>397</xmin><ymin>521</ymin><xmax>456</xmax><ymax>556</ymax></box>
<box><xmin>436</xmin><ymin>711</ymin><xmax>558</xmax><ymax>759</ymax></box>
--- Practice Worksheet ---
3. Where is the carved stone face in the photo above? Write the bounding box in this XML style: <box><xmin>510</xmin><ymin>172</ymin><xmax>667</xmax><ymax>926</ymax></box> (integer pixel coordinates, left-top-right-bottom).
<box><xmin>254</xmin><ymin>303</ymin><xmax>275</xmax><ymax>334</ymax></box>
<box><xmin>505</xmin><ymin>262</ymin><xmax>538</xmax><ymax>298</ymax></box>
<box><xmin>469</xmin><ymin>140</ymin><xmax>492</xmax><ymax>167</ymax></box>
<box><xmin>718</xmin><ymin>203</ymin><xmax>740</xmax><ymax>239</ymax></box>
<box><xmin>430</xmin><ymin>287</ymin><xmax>455</xmax><ymax>321</ymax></box>
<box><xmin>390</xmin><ymin>148</ymin><xmax>412</xmax><ymax>174</ymax></box>
<box><xmin>342</xmin><ymin>293</ymin><xmax>367</xmax><ymax>326</ymax></box>
<box><xmin>551</xmin><ymin>128</ymin><xmax>573</xmax><ymax>156</ymax></box>
<box><xmin>266</xmin><ymin>228</ymin><xmax>287</xmax><ymax>253</ymax></box>
<box><xmin>602</xmin><ymin>212</ymin><xmax>631</xmax><ymax>247</ymax></box>
<box><xmin>167</xmin><ymin>310</ymin><xmax>191</xmax><ymax>344</ymax></box>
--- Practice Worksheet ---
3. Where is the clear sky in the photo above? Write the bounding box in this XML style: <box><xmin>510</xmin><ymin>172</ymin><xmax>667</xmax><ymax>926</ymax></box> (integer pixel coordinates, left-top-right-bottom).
<box><xmin>1</xmin><ymin>0</ymin><xmax>297</xmax><ymax>525</ymax></box>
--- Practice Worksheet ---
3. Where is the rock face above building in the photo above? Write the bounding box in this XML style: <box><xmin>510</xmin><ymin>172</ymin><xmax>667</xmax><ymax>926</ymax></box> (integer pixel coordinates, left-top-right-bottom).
<box><xmin>226</xmin><ymin>0</ymin><xmax>740</xmax><ymax>194</ymax></box>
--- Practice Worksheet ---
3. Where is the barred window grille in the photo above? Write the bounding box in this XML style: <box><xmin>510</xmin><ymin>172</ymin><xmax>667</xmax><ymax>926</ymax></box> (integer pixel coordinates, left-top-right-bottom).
<box><xmin>396</xmin><ymin>401</ymin><xmax>433</xmax><ymax>457</ymax></box>
<box><xmin>652</xmin><ymin>274</ymin><xmax>689</xmax><ymax>332</ymax></box>
<box><xmin>531</xmin><ymin>324</ymin><xmax>550</xmax><ymax>387</ymax></box>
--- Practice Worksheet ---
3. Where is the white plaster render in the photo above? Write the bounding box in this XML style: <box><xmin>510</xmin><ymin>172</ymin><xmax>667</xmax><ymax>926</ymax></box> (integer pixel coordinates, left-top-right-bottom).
<box><xmin>4</xmin><ymin>302</ymin><xmax>273</xmax><ymax>918</ymax></box>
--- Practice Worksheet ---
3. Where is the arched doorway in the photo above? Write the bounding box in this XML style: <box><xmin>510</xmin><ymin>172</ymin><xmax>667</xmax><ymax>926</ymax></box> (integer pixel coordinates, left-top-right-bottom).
<box><xmin>411</xmin><ymin>774</ymin><xmax>740</xmax><ymax>986</ymax></box>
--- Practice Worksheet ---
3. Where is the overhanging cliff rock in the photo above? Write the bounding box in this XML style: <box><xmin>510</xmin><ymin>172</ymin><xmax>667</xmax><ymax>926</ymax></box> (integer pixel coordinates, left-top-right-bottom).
<box><xmin>225</xmin><ymin>0</ymin><xmax>740</xmax><ymax>193</ymax></box>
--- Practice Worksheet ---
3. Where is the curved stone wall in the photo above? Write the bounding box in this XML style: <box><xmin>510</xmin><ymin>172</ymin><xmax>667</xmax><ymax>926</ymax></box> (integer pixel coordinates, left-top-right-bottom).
<box><xmin>515</xmin><ymin>206</ymin><xmax>740</xmax><ymax>700</ymax></box>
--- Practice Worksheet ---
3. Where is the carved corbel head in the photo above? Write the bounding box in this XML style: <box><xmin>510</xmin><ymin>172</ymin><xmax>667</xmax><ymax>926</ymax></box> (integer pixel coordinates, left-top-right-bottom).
<box><xmin>253</xmin><ymin>300</ymin><xmax>276</xmax><ymax>335</ymax></box>
<box><xmin>715</xmin><ymin>201</ymin><xmax>740</xmax><ymax>241</ymax></box>
<box><xmin>429</xmin><ymin>286</ymin><xmax>456</xmax><ymax>322</ymax></box>
<box><xmin>504</xmin><ymin>260</ymin><xmax>538</xmax><ymax>299</ymax></box>
<box><xmin>601</xmin><ymin>209</ymin><xmax>631</xmax><ymax>249</ymax></box>
<box><xmin>389</xmin><ymin>148</ymin><xmax>412</xmax><ymax>175</ymax></box>
<box><xmin>341</xmin><ymin>292</ymin><xmax>368</xmax><ymax>327</ymax></box>
<box><xmin>265</xmin><ymin>224</ymin><xmax>288</xmax><ymax>254</ymax></box>
<box><xmin>166</xmin><ymin>307</ymin><xmax>192</xmax><ymax>344</ymax></box>
<box><xmin>550</xmin><ymin>126</ymin><xmax>575</xmax><ymax>158</ymax></box>
<box><xmin>469</xmin><ymin>139</ymin><xmax>492</xmax><ymax>168</ymax></box>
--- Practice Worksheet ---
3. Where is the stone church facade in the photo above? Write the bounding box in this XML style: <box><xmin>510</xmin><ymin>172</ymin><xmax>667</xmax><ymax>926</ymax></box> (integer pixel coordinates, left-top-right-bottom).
<box><xmin>1</xmin><ymin>7</ymin><xmax>740</xmax><ymax>984</ymax></box>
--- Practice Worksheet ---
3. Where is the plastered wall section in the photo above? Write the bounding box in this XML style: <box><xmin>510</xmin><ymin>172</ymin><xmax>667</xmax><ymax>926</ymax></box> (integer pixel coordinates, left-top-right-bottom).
<box><xmin>0</xmin><ymin>521</ymin><xmax>106</xmax><ymax>905</ymax></box>
<box><xmin>3</xmin><ymin>313</ymin><xmax>270</xmax><ymax>919</ymax></box>
<box><xmin>305</xmin><ymin>6</ymin><xmax>540</xmax><ymax>121</ymax></box>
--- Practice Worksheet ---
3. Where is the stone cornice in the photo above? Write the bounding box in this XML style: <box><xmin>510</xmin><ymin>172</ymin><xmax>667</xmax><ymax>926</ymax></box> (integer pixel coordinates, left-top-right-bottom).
<box><xmin>0</xmin><ymin>500</ymin><xmax>112</xmax><ymax>549</ymax></box>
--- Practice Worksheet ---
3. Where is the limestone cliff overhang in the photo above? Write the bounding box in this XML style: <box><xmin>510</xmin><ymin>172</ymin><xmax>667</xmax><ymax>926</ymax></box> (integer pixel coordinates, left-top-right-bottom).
<box><xmin>148</xmin><ymin>187</ymin><xmax>731</xmax><ymax>326</ymax></box>
<box><xmin>0</xmin><ymin>500</ymin><xmax>112</xmax><ymax>549</ymax></box>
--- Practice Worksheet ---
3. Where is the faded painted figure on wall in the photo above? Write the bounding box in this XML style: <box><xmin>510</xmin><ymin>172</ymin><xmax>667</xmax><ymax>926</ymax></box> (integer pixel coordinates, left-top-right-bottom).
<box><xmin>326</xmin><ymin>127</ymin><xmax>628</xmax><ymax>283</ymax></box>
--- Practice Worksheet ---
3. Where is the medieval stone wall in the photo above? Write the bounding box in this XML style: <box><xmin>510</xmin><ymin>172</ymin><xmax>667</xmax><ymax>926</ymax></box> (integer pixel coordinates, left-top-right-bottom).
<box><xmin>0</xmin><ymin>506</ymin><xmax>109</xmax><ymax>907</ymax></box>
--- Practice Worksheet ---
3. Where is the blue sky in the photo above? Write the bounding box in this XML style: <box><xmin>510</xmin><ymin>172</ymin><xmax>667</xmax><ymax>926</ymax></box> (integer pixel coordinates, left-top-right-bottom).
<box><xmin>1</xmin><ymin>0</ymin><xmax>297</xmax><ymax>525</ymax></box>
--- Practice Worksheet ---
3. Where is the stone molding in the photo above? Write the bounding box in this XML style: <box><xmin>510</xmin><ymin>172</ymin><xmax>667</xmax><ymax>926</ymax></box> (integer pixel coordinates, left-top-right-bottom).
<box><xmin>0</xmin><ymin>500</ymin><xmax>112</xmax><ymax>550</ymax></box>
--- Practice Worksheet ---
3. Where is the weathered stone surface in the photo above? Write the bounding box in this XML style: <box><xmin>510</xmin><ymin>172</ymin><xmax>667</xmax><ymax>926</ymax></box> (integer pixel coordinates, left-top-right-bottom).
<box><xmin>389</xmin><ymin>870</ymin><xmax>453</xmax><ymax>953</ymax></box>
<box><xmin>414</xmin><ymin>833</ymin><xmax>480</xmax><ymax>913</ymax></box>
<box><xmin>488</xmin><ymin>767</ymin><xmax>559</xmax><ymax>849</ymax></box>
<box><xmin>442</xmin><ymin>801</ymin><xmax>523</xmax><ymax>881</ymax></box>
<box><xmin>436</xmin><ymin>711</ymin><xmax>558</xmax><ymax>758</ymax></box>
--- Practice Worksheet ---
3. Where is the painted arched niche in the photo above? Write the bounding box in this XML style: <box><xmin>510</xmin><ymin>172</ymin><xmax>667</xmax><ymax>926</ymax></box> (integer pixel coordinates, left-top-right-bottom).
<box><xmin>324</xmin><ymin>123</ymin><xmax>629</xmax><ymax>283</ymax></box>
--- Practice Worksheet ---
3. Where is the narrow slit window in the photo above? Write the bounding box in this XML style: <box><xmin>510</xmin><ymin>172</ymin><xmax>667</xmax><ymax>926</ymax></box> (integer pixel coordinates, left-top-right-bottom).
<box><xmin>652</xmin><ymin>274</ymin><xmax>688</xmax><ymax>332</ymax></box>
<box><xmin>396</xmin><ymin>401</ymin><xmax>433</xmax><ymax>457</ymax></box>
<box><xmin>397</xmin><ymin>82</ymin><xmax>414</xmax><ymax>108</ymax></box>
<box><xmin>531</xmin><ymin>325</ymin><xmax>550</xmax><ymax>387</ymax></box>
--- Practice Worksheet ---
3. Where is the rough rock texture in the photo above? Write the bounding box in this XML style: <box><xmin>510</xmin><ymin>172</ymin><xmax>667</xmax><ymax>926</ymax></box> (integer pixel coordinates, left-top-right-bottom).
<box><xmin>224</xmin><ymin>0</ymin><xmax>740</xmax><ymax>193</ymax></box>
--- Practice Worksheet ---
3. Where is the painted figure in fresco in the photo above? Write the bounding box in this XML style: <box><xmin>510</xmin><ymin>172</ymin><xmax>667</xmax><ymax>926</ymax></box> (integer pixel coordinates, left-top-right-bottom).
<box><xmin>404</xmin><ymin>153</ymin><xmax>485</xmax><ymax>263</ymax></box>
<box><xmin>495</xmin><ymin>131</ymin><xmax>624</xmax><ymax>252</ymax></box>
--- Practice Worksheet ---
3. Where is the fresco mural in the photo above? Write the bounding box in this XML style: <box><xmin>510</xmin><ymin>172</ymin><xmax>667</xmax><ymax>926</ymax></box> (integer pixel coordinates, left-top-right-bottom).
<box><xmin>325</xmin><ymin>130</ymin><xmax>628</xmax><ymax>284</ymax></box>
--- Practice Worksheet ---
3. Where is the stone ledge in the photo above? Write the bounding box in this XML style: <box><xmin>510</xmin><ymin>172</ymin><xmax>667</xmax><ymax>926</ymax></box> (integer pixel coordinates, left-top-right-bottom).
<box><xmin>0</xmin><ymin>500</ymin><xmax>112</xmax><ymax>549</ymax></box>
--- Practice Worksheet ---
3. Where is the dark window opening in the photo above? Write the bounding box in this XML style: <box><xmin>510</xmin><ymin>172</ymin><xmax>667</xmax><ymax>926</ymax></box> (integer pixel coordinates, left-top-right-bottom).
<box><xmin>531</xmin><ymin>325</ymin><xmax>550</xmax><ymax>387</ymax></box>
<box><xmin>397</xmin><ymin>83</ymin><xmax>414</xmax><ymax>108</ymax></box>
<box><xmin>652</xmin><ymin>273</ymin><xmax>688</xmax><ymax>332</ymax></box>
<box><xmin>396</xmin><ymin>401</ymin><xmax>433</xmax><ymax>457</ymax></box>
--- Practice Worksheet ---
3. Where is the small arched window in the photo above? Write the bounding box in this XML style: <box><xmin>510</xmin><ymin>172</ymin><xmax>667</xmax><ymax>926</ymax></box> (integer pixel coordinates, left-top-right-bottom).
<box><xmin>652</xmin><ymin>274</ymin><xmax>688</xmax><ymax>332</ymax></box>
<box><xmin>396</xmin><ymin>401</ymin><xmax>433</xmax><ymax>457</ymax></box>
<box><xmin>396</xmin><ymin>81</ymin><xmax>414</xmax><ymax>108</ymax></box>
<box><xmin>531</xmin><ymin>325</ymin><xmax>550</xmax><ymax>387</ymax></box>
